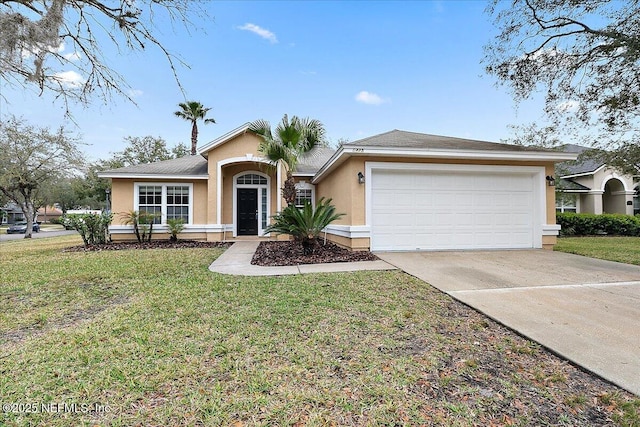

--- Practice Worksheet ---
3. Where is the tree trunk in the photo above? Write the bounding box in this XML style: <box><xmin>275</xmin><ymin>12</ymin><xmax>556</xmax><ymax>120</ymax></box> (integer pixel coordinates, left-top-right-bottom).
<box><xmin>23</xmin><ymin>200</ymin><xmax>35</xmax><ymax>239</ymax></box>
<box><xmin>191</xmin><ymin>121</ymin><xmax>198</xmax><ymax>155</ymax></box>
<box><xmin>282</xmin><ymin>171</ymin><xmax>297</xmax><ymax>206</ymax></box>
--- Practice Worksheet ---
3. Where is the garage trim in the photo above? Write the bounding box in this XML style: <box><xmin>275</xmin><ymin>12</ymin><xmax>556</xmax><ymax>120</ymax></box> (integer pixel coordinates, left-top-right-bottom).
<box><xmin>365</xmin><ymin>162</ymin><xmax>547</xmax><ymax>251</ymax></box>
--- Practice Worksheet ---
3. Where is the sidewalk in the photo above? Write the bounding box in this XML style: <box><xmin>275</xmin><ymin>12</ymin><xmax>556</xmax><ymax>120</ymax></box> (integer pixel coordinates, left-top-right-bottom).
<box><xmin>209</xmin><ymin>241</ymin><xmax>396</xmax><ymax>276</ymax></box>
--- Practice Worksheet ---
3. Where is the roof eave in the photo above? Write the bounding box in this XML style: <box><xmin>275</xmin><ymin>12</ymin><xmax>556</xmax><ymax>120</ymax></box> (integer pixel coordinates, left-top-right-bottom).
<box><xmin>312</xmin><ymin>146</ymin><xmax>578</xmax><ymax>183</ymax></box>
<box><xmin>559</xmin><ymin>164</ymin><xmax>606</xmax><ymax>179</ymax></box>
<box><xmin>97</xmin><ymin>173</ymin><xmax>209</xmax><ymax>180</ymax></box>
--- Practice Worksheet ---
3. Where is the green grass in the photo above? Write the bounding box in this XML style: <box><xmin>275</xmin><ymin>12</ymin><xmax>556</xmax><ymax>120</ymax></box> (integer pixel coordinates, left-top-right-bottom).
<box><xmin>556</xmin><ymin>236</ymin><xmax>640</xmax><ymax>265</ymax></box>
<box><xmin>1</xmin><ymin>236</ymin><xmax>639</xmax><ymax>426</ymax></box>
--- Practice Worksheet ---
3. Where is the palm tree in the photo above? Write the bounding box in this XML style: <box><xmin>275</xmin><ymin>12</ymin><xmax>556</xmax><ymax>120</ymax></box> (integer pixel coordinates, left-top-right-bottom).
<box><xmin>174</xmin><ymin>101</ymin><xmax>216</xmax><ymax>155</ymax></box>
<box><xmin>249</xmin><ymin>114</ymin><xmax>326</xmax><ymax>205</ymax></box>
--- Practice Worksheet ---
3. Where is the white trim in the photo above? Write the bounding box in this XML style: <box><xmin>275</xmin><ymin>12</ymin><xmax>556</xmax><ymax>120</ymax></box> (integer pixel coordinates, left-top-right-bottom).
<box><xmin>232</xmin><ymin>171</ymin><xmax>270</xmax><ymax>237</ymax></box>
<box><xmin>542</xmin><ymin>224</ymin><xmax>561</xmax><ymax>236</ymax></box>
<box><xmin>365</xmin><ymin>162</ymin><xmax>546</xmax><ymax>250</ymax></box>
<box><xmin>134</xmin><ymin>182</ymin><xmax>194</xmax><ymax>224</ymax></box>
<box><xmin>100</xmin><ymin>173</ymin><xmax>208</xmax><ymax>180</ymax></box>
<box><xmin>313</xmin><ymin>146</ymin><xmax>576</xmax><ymax>183</ymax></box>
<box><xmin>109</xmin><ymin>224</ymin><xmax>224</xmax><ymax>234</ymax></box>
<box><xmin>216</xmin><ymin>156</ymin><xmax>273</xmax><ymax>226</ymax></box>
<box><xmin>198</xmin><ymin>123</ymin><xmax>251</xmax><ymax>155</ymax></box>
<box><xmin>294</xmin><ymin>181</ymin><xmax>316</xmax><ymax>208</ymax></box>
<box><xmin>277</xmin><ymin>162</ymin><xmax>282</xmax><ymax>213</ymax></box>
<box><xmin>323</xmin><ymin>224</ymin><xmax>371</xmax><ymax>238</ymax></box>
<box><xmin>560</xmin><ymin>164</ymin><xmax>606</xmax><ymax>179</ymax></box>
<box><xmin>601</xmin><ymin>173</ymin><xmax>633</xmax><ymax>192</ymax></box>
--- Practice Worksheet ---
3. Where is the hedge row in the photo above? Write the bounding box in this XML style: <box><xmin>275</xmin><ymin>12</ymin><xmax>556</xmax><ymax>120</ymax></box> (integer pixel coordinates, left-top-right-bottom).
<box><xmin>557</xmin><ymin>213</ymin><xmax>640</xmax><ymax>236</ymax></box>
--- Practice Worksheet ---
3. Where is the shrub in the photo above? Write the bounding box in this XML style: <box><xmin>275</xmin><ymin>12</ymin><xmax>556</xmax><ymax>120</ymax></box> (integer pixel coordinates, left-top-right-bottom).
<box><xmin>62</xmin><ymin>212</ymin><xmax>113</xmax><ymax>246</ymax></box>
<box><xmin>166</xmin><ymin>218</ymin><xmax>185</xmax><ymax>242</ymax></box>
<box><xmin>264</xmin><ymin>197</ymin><xmax>345</xmax><ymax>255</ymax></box>
<box><xmin>557</xmin><ymin>213</ymin><xmax>640</xmax><ymax>236</ymax></box>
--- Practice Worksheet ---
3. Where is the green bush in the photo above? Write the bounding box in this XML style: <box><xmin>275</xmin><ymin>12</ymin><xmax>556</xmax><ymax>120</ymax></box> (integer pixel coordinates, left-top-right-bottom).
<box><xmin>557</xmin><ymin>213</ymin><xmax>640</xmax><ymax>236</ymax></box>
<box><xmin>62</xmin><ymin>212</ymin><xmax>113</xmax><ymax>246</ymax></box>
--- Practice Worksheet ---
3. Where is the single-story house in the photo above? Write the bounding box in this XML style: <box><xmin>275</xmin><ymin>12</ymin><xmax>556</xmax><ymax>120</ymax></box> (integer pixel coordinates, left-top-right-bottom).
<box><xmin>1</xmin><ymin>202</ymin><xmax>29</xmax><ymax>224</ymax></box>
<box><xmin>556</xmin><ymin>144</ymin><xmax>636</xmax><ymax>215</ymax></box>
<box><xmin>98</xmin><ymin>124</ymin><xmax>576</xmax><ymax>251</ymax></box>
<box><xmin>37</xmin><ymin>205</ymin><xmax>64</xmax><ymax>223</ymax></box>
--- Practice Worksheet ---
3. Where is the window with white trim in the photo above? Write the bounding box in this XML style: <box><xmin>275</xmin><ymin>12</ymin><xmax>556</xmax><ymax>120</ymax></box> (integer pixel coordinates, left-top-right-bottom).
<box><xmin>294</xmin><ymin>182</ymin><xmax>315</xmax><ymax>208</ymax></box>
<box><xmin>138</xmin><ymin>185</ymin><xmax>162</xmax><ymax>224</ymax></box>
<box><xmin>135</xmin><ymin>183</ymin><xmax>192</xmax><ymax>224</ymax></box>
<box><xmin>166</xmin><ymin>186</ymin><xmax>190</xmax><ymax>222</ymax></box>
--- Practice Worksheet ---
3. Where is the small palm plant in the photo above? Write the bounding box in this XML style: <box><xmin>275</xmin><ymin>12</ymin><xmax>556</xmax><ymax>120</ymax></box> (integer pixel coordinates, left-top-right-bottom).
<box><xmin>166</xmin><ymin>218</ymin><xmax>185</xmax><ymax>242</ymax></box>
<box><xmin>264</xmin><ymin>197</ymin><xmax>344</xmax><ymax>255</ymax></box>
<box><xmin>120</xmin><ymin>210</ymin><xmax>159</xmax><ymax>243</ymax></box>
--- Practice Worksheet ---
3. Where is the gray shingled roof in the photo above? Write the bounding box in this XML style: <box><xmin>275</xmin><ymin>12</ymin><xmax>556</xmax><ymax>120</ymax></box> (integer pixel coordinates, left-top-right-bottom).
<box><xmin>295</xmin><ymin>146</ymin><xmax>336</xmax><ymax>175</ymax></box>
<box><xmin>557</xmin><ymin>144</ymin><xmax>605</xmax><ymax>176</ymax></box>
<box><xmin>344</xmin><ymin>129</ymin><xmax>553</xmax><ymax>152</ymax></box>
<box><xmin>99</xmin><ymin>155</ymin><xmax>208</xmax><ymax>177</ymax></box>
<box><xmin>558</xmin><ymin>178</ymin><xmax>591</xmax><ymax>191</ymax></box>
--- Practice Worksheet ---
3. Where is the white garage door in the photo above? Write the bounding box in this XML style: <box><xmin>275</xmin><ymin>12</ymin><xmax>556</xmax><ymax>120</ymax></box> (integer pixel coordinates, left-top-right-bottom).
<box><xmin>370</xmin><ymin>166</ymin><xmax>539</xmax><ymax>251</ymax></box>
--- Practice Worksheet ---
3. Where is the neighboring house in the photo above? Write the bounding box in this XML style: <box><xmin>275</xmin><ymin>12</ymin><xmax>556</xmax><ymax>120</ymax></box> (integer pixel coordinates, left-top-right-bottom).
<box><xmin>37</xmin><ymin>205</ymin><xmax>63</xmax><ymax>223</ymax></box>
<box><xmin>1</xmin><ymin>203</ymin><xmax>27</xmax><ymax>224</ymax></box>
<box><xmin>98</xmin><ymin>124</ymin><xmax>576</xmax><ymax>251</ymax></box>
<box><xmin>556</xmin><ymin>144</ymin><xmax>636</xmax><ymax>215</ymax></box>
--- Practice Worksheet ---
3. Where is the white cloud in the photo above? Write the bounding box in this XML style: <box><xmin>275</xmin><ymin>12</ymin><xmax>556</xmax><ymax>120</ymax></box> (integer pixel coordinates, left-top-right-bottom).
<box><xmin>556</xmin><ymin>100</ymin><xmax>579</xmax><ymax>112</ymax></box>
<box><xmin>355</xmin><ymin>90</ymin><xmax>386</xmax><ymax>105</ymax></box>
<box><xmin>237</xmin><ymin>23</ymin><xmax>278</xmax><ymax>44</ymax></box>
<box><xmin>128</xmin><ymin>89</ymin><xmax>144</xmax><ymax>98</ymax></box>
<box><xmin>53</xmin><ymin>70</ymin><xmax>85</xmax><ymax>88</ymax></box>
<box><xmin>64</xmin><ymin>51</ymin><xmax>81</xmax><ymax>61</ymax></box>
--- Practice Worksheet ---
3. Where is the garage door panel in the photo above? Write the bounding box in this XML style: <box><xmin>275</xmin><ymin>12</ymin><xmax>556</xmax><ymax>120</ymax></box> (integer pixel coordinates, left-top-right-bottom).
<box><xmin>371</xmin><ymin>168</ymin><xmax>538</xmax><ymax>251</ymax></box>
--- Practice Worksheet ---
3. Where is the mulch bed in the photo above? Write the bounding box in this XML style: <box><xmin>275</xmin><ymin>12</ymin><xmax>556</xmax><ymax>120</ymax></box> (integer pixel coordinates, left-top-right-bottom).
<box><xmin>63</xmin><ymin>240</ymin><xmax>231</xmax><ymax>252</ymax></box>
<box><xmin>251</xmin><ymin>240</ymin><xmax>379</xmax><ymax>266</ymax></box>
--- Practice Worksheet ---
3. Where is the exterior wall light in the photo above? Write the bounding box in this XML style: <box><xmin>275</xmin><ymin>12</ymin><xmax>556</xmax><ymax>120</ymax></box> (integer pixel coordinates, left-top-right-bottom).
<box><xmin>357</xmin><ymin>172</ymin><xmax>365</xmax><ymax>184</ymax></box>
<box><xmin>546</xmin><ymin>176</ymin><xmax>556</xmax><ymax>187</ymax></box>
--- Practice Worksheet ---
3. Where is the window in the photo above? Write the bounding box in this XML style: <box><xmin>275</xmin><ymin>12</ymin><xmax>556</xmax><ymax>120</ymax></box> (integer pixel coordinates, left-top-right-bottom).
<box><xmin>135</xmin><ymin>183</ymin><xmax>192</xmax><ymax>224</ymax></box>
<box><xmin>295</xmin><ymin>189</ymin><xmax>313</xmax><ymax>208</ymax></box>
<box><xmin>166</xmin><ymin>186</ymin><xmax>190</xmax><ymax>222</ymax></box>
<box><xmin>556</xmin><ymin>192</ymin><xmax>577</xmax><ymax>213</ymax></box>
<box><xmin>237</xmin><ymin>174</ymin><xmax>267</xmax><ymax>185</ymax></box>
<box><xmin>138</xmin><ymin>185</ymin><xmax>162</xmax><ymax>223</ymax></box>
<box><xmin>294</xmin><ymin>182</ymin><xmax>315</xmax><ymax>208</ymax></box>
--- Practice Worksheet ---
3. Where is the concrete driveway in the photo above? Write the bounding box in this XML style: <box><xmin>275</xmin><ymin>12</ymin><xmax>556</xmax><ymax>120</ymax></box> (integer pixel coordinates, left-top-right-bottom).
<box><xmin>377</xmin><ymin>250</ymin><xmax>640</xmax><ymax>396</ymax></box>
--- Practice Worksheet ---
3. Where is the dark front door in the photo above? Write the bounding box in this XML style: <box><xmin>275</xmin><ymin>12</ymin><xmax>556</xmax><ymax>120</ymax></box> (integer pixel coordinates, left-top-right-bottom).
<box><xmin>237</xmin><ymin>188</ymin><xmax>258</xmax><ymax>235</ymax></box>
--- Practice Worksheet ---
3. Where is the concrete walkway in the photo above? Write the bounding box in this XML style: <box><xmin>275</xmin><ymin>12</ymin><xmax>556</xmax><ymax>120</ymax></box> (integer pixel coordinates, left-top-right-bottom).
<box><xmin>208</xmin><ymin>241</ymin><xmax>396</xmax><ymax>276</ymax></box>
<box><xmin>377</xmin><ymin>250</ymin><xmax>640</xmax><ymax>396</ymax></box>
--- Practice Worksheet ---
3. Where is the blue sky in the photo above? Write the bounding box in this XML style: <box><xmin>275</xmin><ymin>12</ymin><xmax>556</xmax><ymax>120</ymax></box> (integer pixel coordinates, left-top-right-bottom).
<box><xmin>0</xmin><ymin>1</ymin><xmax>545</xmax><ymax>162</ymax></box>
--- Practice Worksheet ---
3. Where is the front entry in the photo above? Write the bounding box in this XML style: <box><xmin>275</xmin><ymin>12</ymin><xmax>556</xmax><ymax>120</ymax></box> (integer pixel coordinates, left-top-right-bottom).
<box><xmin>237</xmin><ymin>188</ymin><xmax>258</xmax><ymax>235</ymax></box>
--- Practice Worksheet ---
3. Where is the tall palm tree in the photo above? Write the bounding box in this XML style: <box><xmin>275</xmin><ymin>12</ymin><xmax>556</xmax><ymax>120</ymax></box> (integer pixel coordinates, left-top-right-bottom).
<box><xmin>174</xmin><ymin>101</ymin><xmax>216</xmax><ymax>155</ymax></box>
<box><xmin>249</xmin><ymin>114</ymin><xmax>327</xmax><ymax>205</ymax></box>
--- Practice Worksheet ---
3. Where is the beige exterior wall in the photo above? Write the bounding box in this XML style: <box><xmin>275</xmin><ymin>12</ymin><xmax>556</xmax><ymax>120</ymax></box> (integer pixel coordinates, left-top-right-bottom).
<box><xmin>109</xmin><ymin>178</ymin><xmax>208</xmax><ymax>242</ymax></box>
<box><xmin>316</xmin><ymin>157</ymin><xmax>366</xmax><ymax>226</ymax></box>
<box><xmin>206</xmin><ymin>132</ymin><xmax>267</xmax><ymax>225</ymax></box>
<box><xmin>111</xmin><ymin>179</ymin><xmax>136</xmax><ymax>225</ymax></box>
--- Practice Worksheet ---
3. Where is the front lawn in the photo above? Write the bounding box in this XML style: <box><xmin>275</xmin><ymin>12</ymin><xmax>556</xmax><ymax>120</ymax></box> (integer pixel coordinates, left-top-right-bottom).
<box><xmin>1</xmin><ymin>236</ymin><xmax>638</xmax><ymax>426</ymax></box>
<box><xmin>556</xmin><ymin>236</ymin><xmax>640</xmax><ymax>265</ymax></box>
